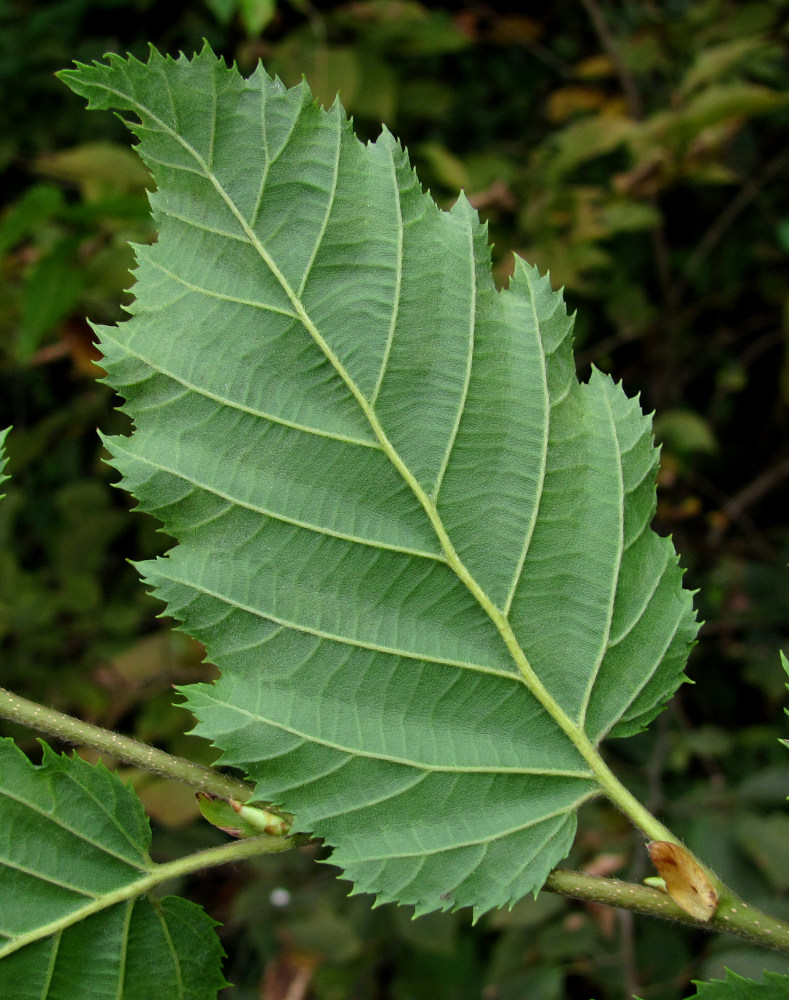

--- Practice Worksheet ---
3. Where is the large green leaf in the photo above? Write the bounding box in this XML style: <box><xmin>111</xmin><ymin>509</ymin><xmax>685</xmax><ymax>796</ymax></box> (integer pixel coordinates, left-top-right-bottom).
<box><xmin>0</xmin><ymin>738</ymin><xmax>227</xmax><ymax>999</ymax></box>
<box><xmin>60</xmin><ymin>47</ymin><xmax>698</xmax><ymax>917</ymax></box>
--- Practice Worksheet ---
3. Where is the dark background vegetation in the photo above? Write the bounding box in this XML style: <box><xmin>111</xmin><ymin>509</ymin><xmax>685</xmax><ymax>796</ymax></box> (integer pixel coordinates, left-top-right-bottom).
<box><xmin>2</xmin><ymin>1</ymin><xmax>789</xmax><ymax>997</ymax></box>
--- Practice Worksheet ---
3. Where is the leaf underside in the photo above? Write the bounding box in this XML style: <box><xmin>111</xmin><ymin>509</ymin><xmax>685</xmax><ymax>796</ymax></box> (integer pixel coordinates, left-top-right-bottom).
<box><xmin>0</xmin><ymin>739</ymin><xmax>225</xmax><ymax>999</ymax></box>
<box><xmin>60</xmin><ymin>46</ymin><xmax>697</xmax><ymax>917</ymax></box>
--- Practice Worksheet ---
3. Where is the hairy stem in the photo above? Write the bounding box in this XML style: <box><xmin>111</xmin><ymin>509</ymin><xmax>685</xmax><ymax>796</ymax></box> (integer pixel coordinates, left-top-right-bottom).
<box><xmin>546</xmin><ymin>869</ymin><xmax>789</xmax><ymax>954</ymax></box>
<box><xmin>0</xmin><ymin>685</ymin><xmax>256</xmax><ymax>803</ymax></box>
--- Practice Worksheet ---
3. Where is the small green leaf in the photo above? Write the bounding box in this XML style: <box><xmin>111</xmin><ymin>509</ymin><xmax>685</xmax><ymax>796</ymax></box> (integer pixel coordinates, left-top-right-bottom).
<box><xmin>18</xmin><ymin>239</ymin><xmax>88</xmax><ymax>359</ymax></box>
<box><xmin>679</xmin><ymin>38</ymin><xmax>774</xmax><ymax>96</ymax></box>
<box><xmin>682</xmin><ymin>969</ymin><xmax>789</xmax><ymax>999</ymax></box>
<box><xmin>641</xmin><ymin>83</ymin><xmax>788</xmax><ymax>145</ymax></box>
<box><xmin>35</xmin><ymin>141</ymin><xmax>152</xmax><ymax>198</ymax></box>
<box><xmin>0</xmin><ymin>739</ymin><xmax>227</xmax><ymax>999</ymax></box>
<box><xmin>654</xmin><ymin>409</ymin><xmax>718</xmax><ymax>456</ymax></box>
<box><xmin>0</xmin><ymin>185</ymin><xmax>64</xmax><ymax>257</ymax></box>
<box><xmin>238</xmin><ymin>0</ymin><xmax>276</xmax><ymax>36</ymax></box>
<box><xmin>202</xmin><ymin>0</ymin><xmax>236</xmax><ymax>24</ymax></box>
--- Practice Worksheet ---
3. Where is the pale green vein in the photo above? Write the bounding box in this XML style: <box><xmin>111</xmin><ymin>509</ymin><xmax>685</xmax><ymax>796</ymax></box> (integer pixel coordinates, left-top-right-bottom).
<box><xmin>43</xmin><ymin>756</ymin><xmax>153</xmax><ymax>859</ymax></box>
<box><xmin>250</xmin><ymin>77</ymin><xmax>271</xmax><ymax>229</ymax></box>
<box><xmin>622</xmin><ymin>515</ymin><xmax>650</xmax><ymax>553</ymax></box>
<box><xmin>114</xmin><ymin>901</ymin><xmax>133</xmax><ymax>1000</ymax></box>
<box><xmin>260</xmin><ymin>81</ymin><xmax>305</xmax><ymax>171</ymax></box>
<box><xmin>353</xmin><ymin>797</ymin><xmax>595</xmax><ymax>862</ymax></box>
<box><xmin>308</xmin><ymin>769</ymin><xmax>430</xmax><ymax>826</ymax></box>
<box><xmin>502</xmin><ymin>264</ymin><xmax>550</xmax><ymax>618</ymax></box>
<box><xmin>174</xmin><ymin>501</ymin><xmax>231</xmax><ymax>533</ymax></box>
<box><xmin>142</xmin><ymin>255</ymin><xmax>299</xmax><ymax>317</ymax></box>
<box><xmin>608</xmin><ymin>555</ymin><xmax>667</xmax><ymax>648</ymax></box>
<box><xmin>428</xmin><ymin>206</ymin><xmax>474</xmax><ymax>503</ymax></box>
<box><xmin>206</xmin><ymin>60</ymin><xmax>217</xmax><ymax>172</ymax></box>
<box><xmin>157</xmin><ymin>206</ymin><xmax>251</xmax><ymax>243</ymax></box>
<box><xmin>157</xmin><ymin>58</ymin><xmax>179</xmax><ymax>134</ymax></box>
<box><xmin>0</xmin><ymin>858</ymin><xmax>99</xmax><ymax>899</ymax></box>
<box><xmin>275</xmin><ymin>744</ymin><xmax>357</xmax><ymax>788</ymax></box>
<box><xmin>64</xmin><ymin>769</ymin><xmax>151</xmax><ymax>857</ymax></box>
<box><xmin>101</xmin><ymin>330</ymin><xmax>380</xmax><ymax>449</ymax></box>
<box><xmin>577</xmin><ymin>387</ymin><xmax>625</xmax><ymax>731</ymax></box>
<box><xmin>110</xmin><ymin>440</ymin><xmax>443</xmax><ymax>560</ymax></box>
<box><xmin>212</xmin><ymin>624</ymin><xmax>286</xmax><ymax>658</ymax></box>
<box><xmin>41</xmin><ymin>932</ymin><xmax>60</xmax><ymax>999</ymax></box>
<box><xmin>596</xmin><ymin>609</ymin><xmax>688</xmax><ymax>742</ymax></box>
<box><xmin>190</xmin><ymin>693</ymin><xmax>593</xmax><ymax>776</ymax></box>
<box><xmin>133</xmin><ymin>151</ymin><xmax>206</xmax><ymax>177</ymax></box>
<box><xmin>155</xmin><ymin>900</ymin><xmax>184</xmax><ymax>999</ymax></box>
<box><xmin>297</xmin><ymin>107</ymin><xmax>341</xmax><ymax>298</ymax></box>
<box><xmin>0</xmin><ymin>788</ymin><xmax>148</xmax><ymax>872</ymax></box>
<box><xmin>294</xmin><ymin>763</ymin><xmax>428</xmax><ymax>809</ymax></box>
<box><xmin>369</xmin><ymin>139</ymin><xmax>403</xmax><ymax>408</ymax></box>
<box><xmin>132</xmin><ymin>286</ymin><xmax>191</xmax><ymax>312</ymax></box>
<box><xmin>132</xmin><ymin>384</ymin><xmax>190</xmax><ymax>415</ymax></box>
<box><xmin>149</xmin><ymin>570</ymin><xmax>520</xmax><ymax>680</ymax></box>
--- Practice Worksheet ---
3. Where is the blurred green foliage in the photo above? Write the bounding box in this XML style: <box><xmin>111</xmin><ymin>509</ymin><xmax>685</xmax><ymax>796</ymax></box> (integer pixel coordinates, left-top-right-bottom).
<box><xmin>1</xmin><ymin>1</ymin><xmax>788</xmax><ymax>997</ymax></box>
